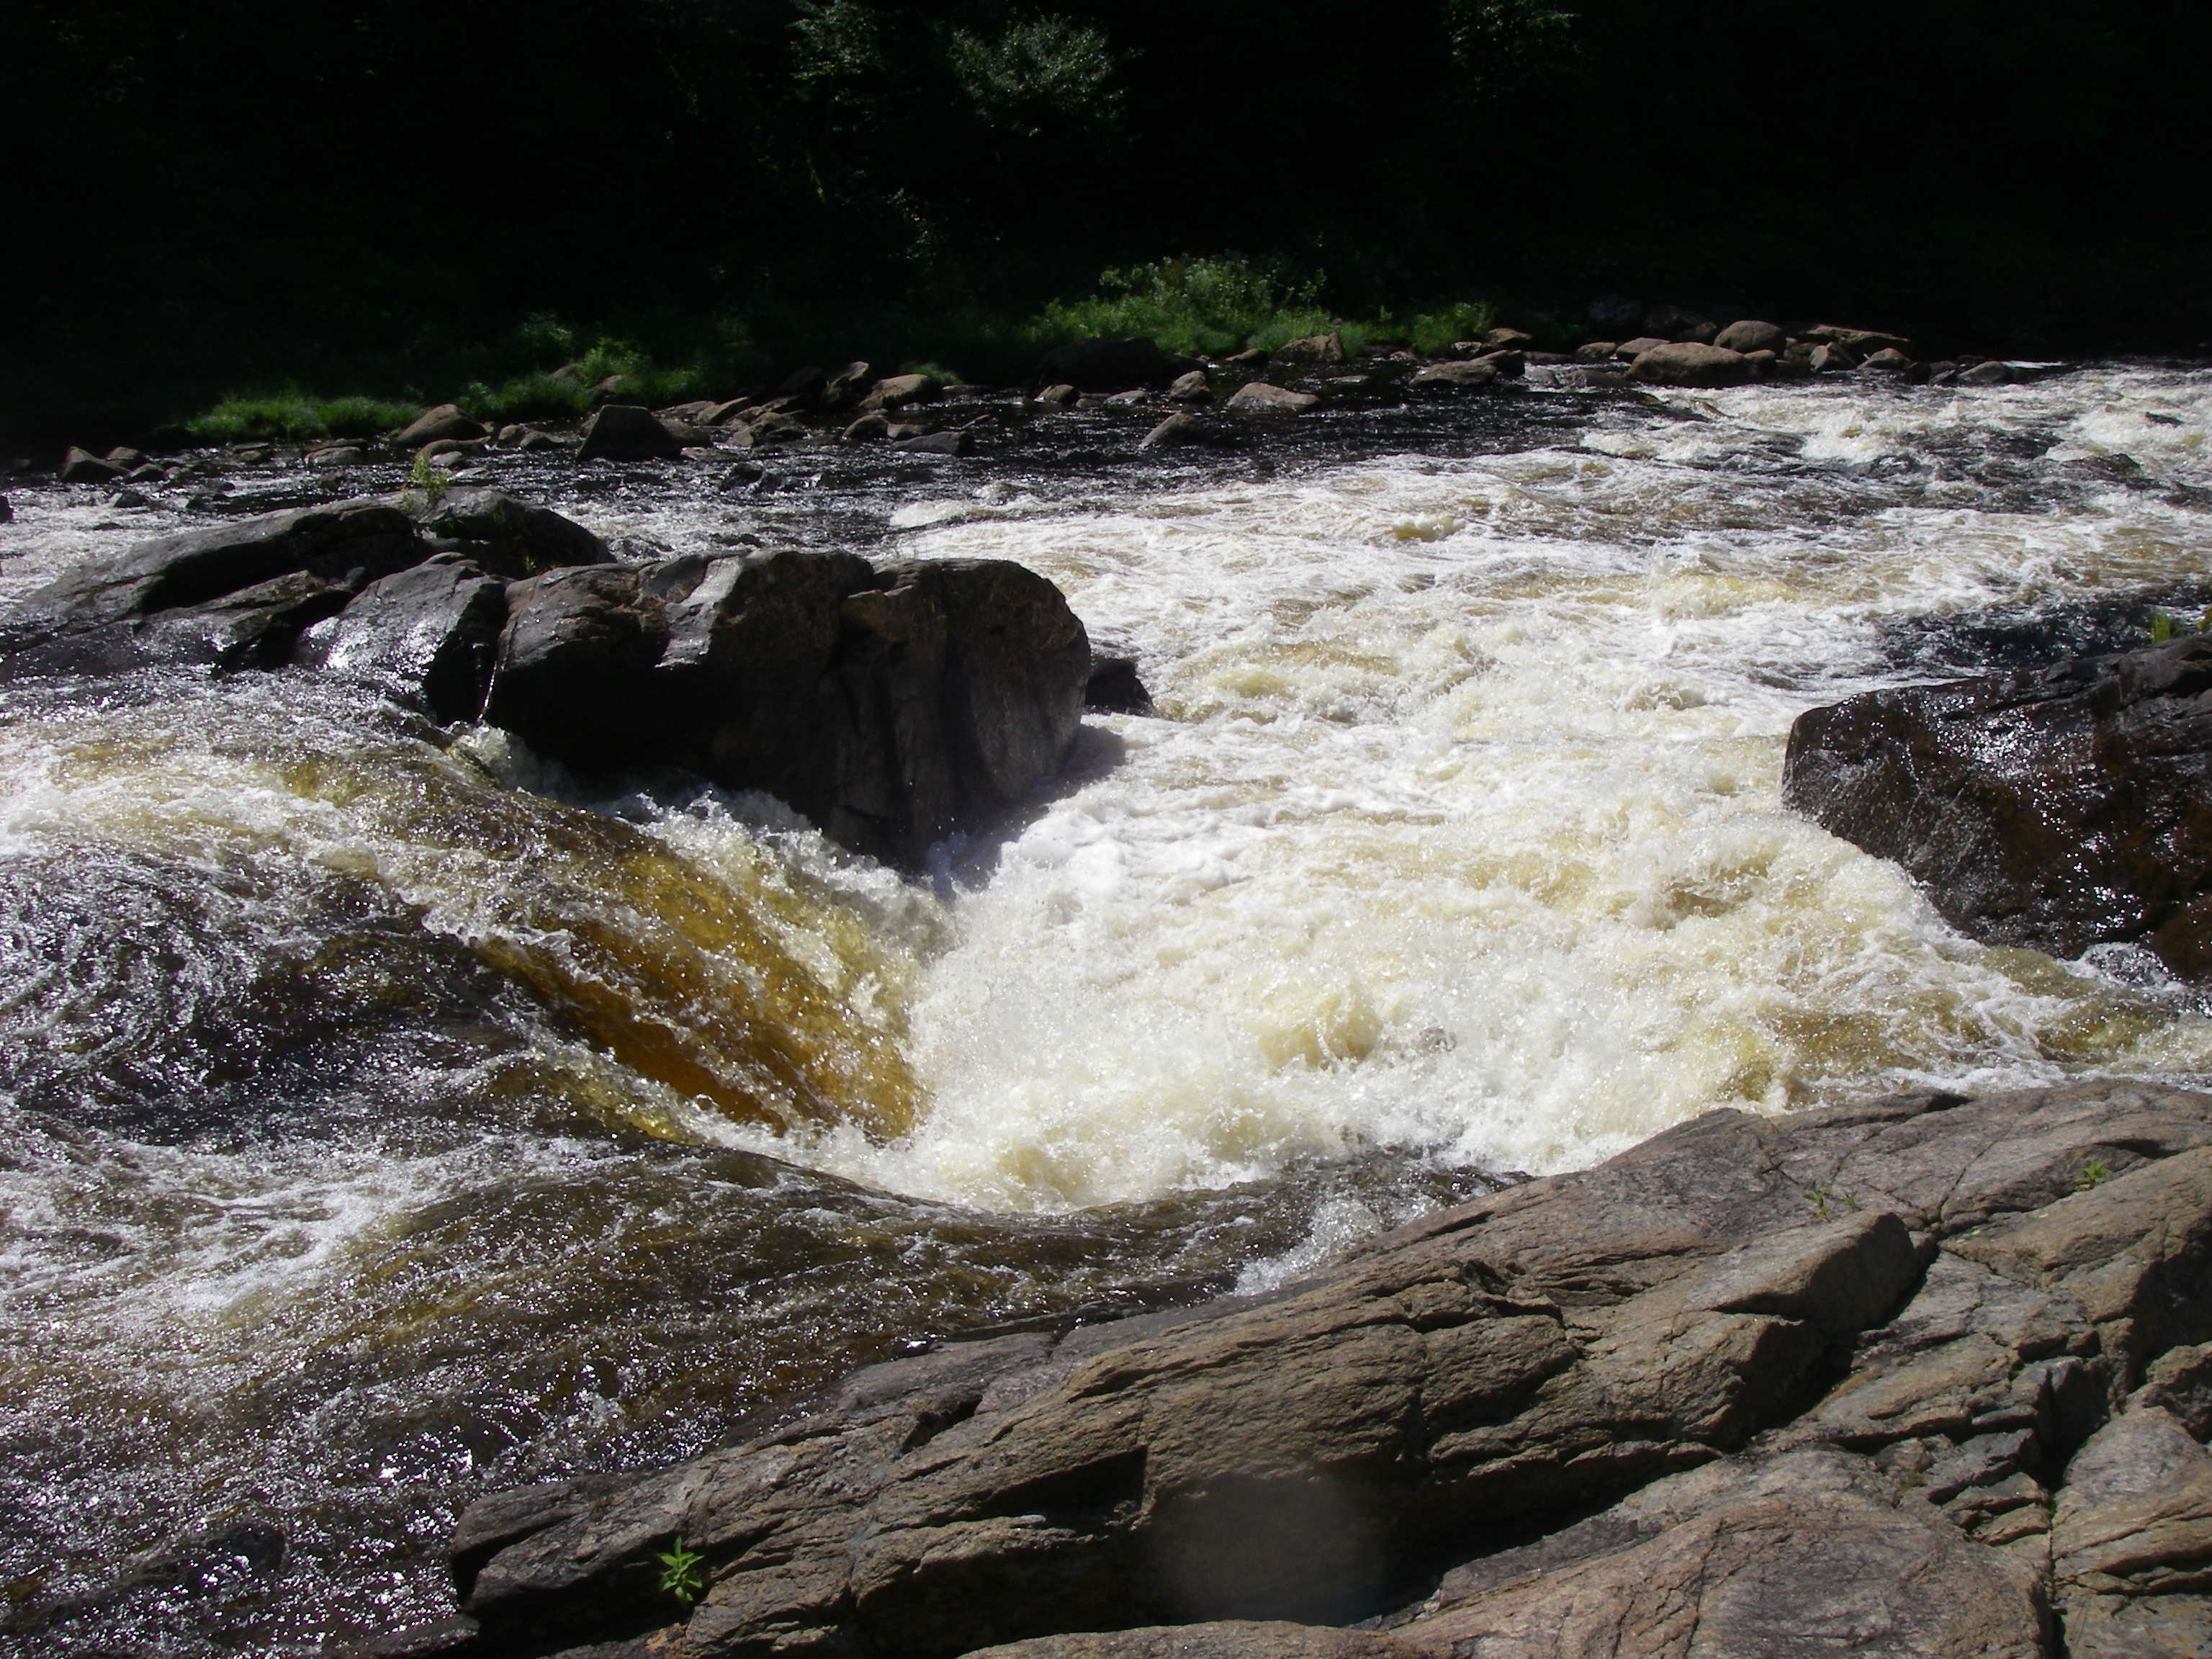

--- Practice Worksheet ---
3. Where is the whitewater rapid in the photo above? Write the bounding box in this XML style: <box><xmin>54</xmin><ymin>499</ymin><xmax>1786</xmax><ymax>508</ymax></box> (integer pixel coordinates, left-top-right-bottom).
<box><xmin>2</xmin><ymin>361</ymin><xmax>2208</xmax><ymax>1653</ymax></box>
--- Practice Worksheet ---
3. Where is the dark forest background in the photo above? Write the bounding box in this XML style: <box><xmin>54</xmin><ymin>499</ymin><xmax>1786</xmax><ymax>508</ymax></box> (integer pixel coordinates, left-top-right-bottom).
<box><xmin>9</xmin><ymin>0</ymin><xmax>2208</xmax><ymax>446</ymax></box>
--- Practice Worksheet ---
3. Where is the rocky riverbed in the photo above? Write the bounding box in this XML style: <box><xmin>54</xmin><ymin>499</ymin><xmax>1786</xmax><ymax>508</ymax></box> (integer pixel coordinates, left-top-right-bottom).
<box><xmin>1</xmin><ymin>349</ymin><xmax>2208</xmax><ymax>1657</ymax></box>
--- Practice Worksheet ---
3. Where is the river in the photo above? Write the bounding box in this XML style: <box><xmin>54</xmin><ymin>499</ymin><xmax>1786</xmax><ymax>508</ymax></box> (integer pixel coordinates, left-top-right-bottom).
<box><xmin>2</xmin><ymin>362</ymin><xmax>2208</xmax><ymax>1653</ymax></box>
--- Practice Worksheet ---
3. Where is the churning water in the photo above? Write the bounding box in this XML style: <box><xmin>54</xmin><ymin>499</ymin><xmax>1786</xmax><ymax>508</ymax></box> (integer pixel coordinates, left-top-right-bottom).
<box><xmin>2</xmin><ymin>364</ymin><xmax>2208</xmax><ymax>1652</ymax></box>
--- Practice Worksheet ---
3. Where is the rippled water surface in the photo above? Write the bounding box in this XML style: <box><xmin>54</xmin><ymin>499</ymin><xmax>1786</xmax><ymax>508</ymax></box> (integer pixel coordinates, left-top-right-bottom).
<box><xmin>2</xmin><ymin>364</ymin><xmax>2208</xmax><ymax>1653</ymax></box>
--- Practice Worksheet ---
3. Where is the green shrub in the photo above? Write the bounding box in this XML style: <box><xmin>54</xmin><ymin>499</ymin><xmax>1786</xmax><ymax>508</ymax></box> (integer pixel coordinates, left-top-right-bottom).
<box><xmin>1407</xmin><ymin>300</ymin><xmax>1498</xmax><ymax>356</ymax></box>
<box><xmin>1029</xmin><ymin>257</ymin><xmax>1493</xmax><ymax>363</ymax></box>
<box><xmin>184</xmin><ymin>389</ymin><xmax>416</xmax><ymax>444</ymax></box>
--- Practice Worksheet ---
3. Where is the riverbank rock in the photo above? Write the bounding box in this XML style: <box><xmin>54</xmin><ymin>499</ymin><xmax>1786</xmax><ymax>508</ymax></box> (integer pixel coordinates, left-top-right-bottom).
<box><xmin>1274</xmin><ymin>333</ymin><xmax>1345</xmax><ymax>364</ymax></box>
<box><xmin>1408</xmin><ymin>361</ymin><xmax>1498</xmax><ymax>392</ymax></box>
<box><xmin>394</xmin><ymin>405</ymin><xmax>488</xmax><ymax>446</ymax></box>
<box><xmin>58</xmin><ymin>446</ymin><xmax>125</xmax><ymax>483</ymax></box>
<box><xmin>430</xmin><ymin>1077</ymin><xmax>2212</xmax><ymax>1659</ymax></box>
<box><xmin>484</xmin><ymin>549</ymin><xmax>1089</xmax><ymax>866</ymax></box>
<box><xmin>1630</xmin><ymin>341</ymin><xmax>1753</xmax><ymax>387</ymax></box>
<box><xmin>1033</xmin><ymin>337</ymin><xmax>1202</xmax><ymax>392</ymax></box>
<box><xmin>1713</xmin><ymin>319</ymin><xmax>1786</xmax><ymax>355</ymax></box>
<box><xmin>1781</xmin><ymin>633</ymin><xmax>2212</xmax><ymax>977</ymax></box>
<box><xmin>1226</xmin><ymin>383</ymin><xmax>1321</xmax><ymax>415</ymax></box>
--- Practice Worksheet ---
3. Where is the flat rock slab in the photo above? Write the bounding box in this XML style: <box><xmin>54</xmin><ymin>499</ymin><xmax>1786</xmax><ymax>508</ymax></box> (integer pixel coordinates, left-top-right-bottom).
<box><xmin>431</xmin><ymin>1081</ymin><xmax>2212</xmax><ymax>1659</ymax></box>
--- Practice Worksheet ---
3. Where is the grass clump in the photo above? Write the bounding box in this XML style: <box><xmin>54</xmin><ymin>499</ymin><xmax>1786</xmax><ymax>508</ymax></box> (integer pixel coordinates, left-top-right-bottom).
<box><xmin>186</xmin><ymin>389</ymin><xmax>418</xmax><ymax>444</ymax></box>
<box><xmin>1029</xmin><ymin>256</ymin><xmax>1492</xmax><ymax>362</ymax></box>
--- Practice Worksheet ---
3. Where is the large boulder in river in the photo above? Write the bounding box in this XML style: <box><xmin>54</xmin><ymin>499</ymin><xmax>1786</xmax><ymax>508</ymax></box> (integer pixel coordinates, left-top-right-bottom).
<box><xmin>1782</xmin><ymin>634</ymin><xmax>2212</xmax><ymax>977</ymax></box>
<box><xmin>292</xmin><ymin>554</ymin><xmax>508</xmax><ymax>722</ymax></box>
<box><xmin>437</xmin><ymin>1077</ymin><xmax>2212</xmax><ymax>1658</ymax></box>
<box><xmin>1629</xmin><ymin>341</ymin><xmax>1753</xmax><ymax>387</ymax></box>
<box><xmin>484</xmin><ymin>549</ymin><xmax>1090</xmax><ymax>866</ymax></box>
<box><xmin>1033</xmin><ymin>336</ymin><xmax>1202</xmax><ymax>392</ymax></box>
<box><xmin>0</xmin><ymin>500</ymin><xmax>427</xmax><ymax>676</ymax></box>
<box><xmin>577</xmin><ymin>404</ymin><xmax>683</xmax><ymax>462</ymax></box>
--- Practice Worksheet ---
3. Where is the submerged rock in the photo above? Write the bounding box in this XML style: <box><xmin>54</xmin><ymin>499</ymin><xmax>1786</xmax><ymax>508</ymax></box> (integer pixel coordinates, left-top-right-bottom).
<box><xmin>1781</xmin><ymin>633</ymin><xmax>2212</xmax><ymax>977</ymax></box>
<box><xmin>485</xmin><ymin>549</ymin><xmax>1089</xmax><ymax>866</ymax></box>
<box><xmin>435</xmin><ymin>1078</ymin><xmax>2212</xmax><ymax>1659</ymax></box>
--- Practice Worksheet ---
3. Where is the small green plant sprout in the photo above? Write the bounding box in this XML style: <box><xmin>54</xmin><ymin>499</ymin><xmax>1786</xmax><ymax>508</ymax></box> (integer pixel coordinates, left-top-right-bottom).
<box><xmin>408</xmin><ymin>451</ymin><xmax>452</xmax><ymax>508</ymax></box>
<box><xmin>2075</xmin><ymin>1156</ymin><xmax>2113</xmax><ymax>1192</ymax></box>
<box><xmin>656</xmin><ymin>1537</ymin><xmax>706</xmax><ymax>1604</ymax></box>
<box><xmin>2146</xmin><ymin>608</ymin><xmax>2212</xmax><ymax>643</ymax></box>
<box><xmin>1806</xmin><ymin>1183</ymin><xmax>1860</xmax><ymax>1219</ymax></box>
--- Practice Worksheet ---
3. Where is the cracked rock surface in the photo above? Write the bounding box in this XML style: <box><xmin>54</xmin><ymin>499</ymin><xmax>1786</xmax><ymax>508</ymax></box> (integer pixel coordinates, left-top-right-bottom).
<box><xmin>414</xmin><ymin>1081</ymin><xmax>2212</xmax><ymax>1658</ymax></box>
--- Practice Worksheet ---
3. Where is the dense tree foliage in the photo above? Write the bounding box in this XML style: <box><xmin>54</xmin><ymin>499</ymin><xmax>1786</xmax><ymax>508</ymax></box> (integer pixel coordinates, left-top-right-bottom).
<box><xmin>8</xmin><ymin>0</ymin><xmax>2206</xmax><ymax>441</ymax></box>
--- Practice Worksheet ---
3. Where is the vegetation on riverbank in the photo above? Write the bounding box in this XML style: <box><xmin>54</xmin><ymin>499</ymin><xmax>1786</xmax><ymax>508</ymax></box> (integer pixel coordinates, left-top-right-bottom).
<box><xmin>171</xmin><ymin>258</ymin><xmax>1501</xmax><ymax>443</ymax></box>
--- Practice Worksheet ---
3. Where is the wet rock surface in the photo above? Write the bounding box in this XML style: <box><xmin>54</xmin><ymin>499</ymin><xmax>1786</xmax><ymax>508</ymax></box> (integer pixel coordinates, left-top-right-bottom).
<box><xmin>423</xmin><ymin>1080</ymin><xmax>2212</xmax><ymax>1658</ymax></box>
<box><xmin>485</xmin><ymin>549</ymin><xmax>1090</xmax><ymax>866</ymax></box>
<box><xmin>1781</xmin><ymin>634</ymin><xmax>2212</xmax><ymax>977</ymax></box>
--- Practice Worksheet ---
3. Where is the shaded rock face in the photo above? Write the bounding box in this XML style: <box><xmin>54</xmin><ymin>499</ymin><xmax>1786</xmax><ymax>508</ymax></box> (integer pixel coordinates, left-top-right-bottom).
<box><xmin>485</xmin><ymin>550</ymin><xmax>1089</xmax><ymax>866</ymax></box>
<box><xmin>1781</xmin><ymin>634</ymin><xmax>2212</xmax><ymax>976</ymax></box>
<box><xmin>1033</xmin><ymin>337</ymin><xmax>1202</xmax><ymax>392</ymax></box>
<box><xmin>437</xmin><ymin>1079</ymin><xmax>2212</xmax><ymax>1659</ymax></box>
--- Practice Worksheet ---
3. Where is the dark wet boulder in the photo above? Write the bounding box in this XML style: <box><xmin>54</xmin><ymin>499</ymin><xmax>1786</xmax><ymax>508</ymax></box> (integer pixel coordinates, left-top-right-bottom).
<box><xmin>1645</xmin><ymin>303</ymin><xmax>1718</xmax><ymax>343</ymax></box>
<box><xmin>1631</xmin><ymin>341</ymin><xmax>1753</xmax><ymax>387</ymax></box>
<box><xmin>1803</xmin><ymin>323</ymin><xmax>1913</xmax><ymax>358</ymax></box>
<box><xmin>439</xmin><ymin>1079</ymin><xmax>2212</xmax><ymax>1658</ymax></box>
<box><xmin>1574</xmin><ymin>341</ymin><xmax>1618</xmax><ymax>362</ymax></box>
<box><xmin>392</xmin><ymin>405</ymin><xmax>487</xmax><ymax>446</ymax></box>
<box><xmin>58</xmin><ymin>446</ymin><xmax>125</xmax><ymax>483</ymax></box>
<box><xmin>1782</xmin><ymin>634</ymin><xmax>2212</xmax><ymax>978</ymax></box>
<box><xmin>485</xmin><ymin>549</ymin><xmax>1090</xmax><ymax>866</ymax></box>
<box><xmin>1588</xmin><ymin>295</ymin><xmax>1643</xmax><ymax>336</ymax></box>
<box><xmin>1086</xmin><ymin>653</ymin><xmax>1155</xmax><ymax>714</ymax></box>
<box><xmin>1961</xmin><ymin>360</ymin><xmax>2015</xmax><ymax>386</ymax></box>
<box><xmin>0</xmin><ymin>495</ymin><xmax>12</xmax><ymax>523</ymax></box>
<box><xmin>0</xmin><ymin>500</ymin><xmax>426</xmax><ymax>677</ymax></box>
<box><xmin>1614</xmin><ymin>335</ymin><xmax>1670</xmax><ymax>359</ymax></box>
<box><xmin>1167</xmin><ymin>370</ymin><xmax>1213</xmax><ymax>404</ymax></box>
<box><xmin>822</xmin><ymin>361</ymin><xmax>874</xmax><ymax>410</ymax></box>
<box><xmin>1033</xmin><ymin>337</ymin><xmax>1202</xmax><ymax>393</ymax></box>
<box><xmin>1141</xmin><ymin>414</ymin><xmax>1210</xmax><ymax>449</ymax></box>
<box><xmin>1469</xmin><ymin>349</ymin><xmax>1524</xmax><ymax>379</ymax></box>
<box><xmin>577</xmin><ymin>405</ymin><xmax>683</xmax><ymax>462</ymax></box>
<box><xmin>1863</xmin><ymin>346</ymin><xmax>1917</xmax><ymax>374</ymax></box>
<box><xmin>1714</xmin><ymin>319</ymin><xmax>1786</xmax><ymax>355</ymax></box>
<box><xmin>1226</xmin><ymin>382</ymin><xmax>1321</xmax><ymax>415</ymax></box>
<box><xmin>291</xmin><ymin>555</ymin><xmax>508</xmax><ymax>722</ymax></box>
<box><xmin>891</xmin><ymin>430</ymin><xmax>970</xmax><ymax>457</ymax></box>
